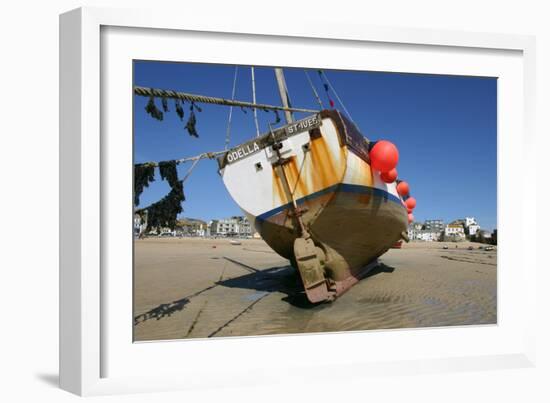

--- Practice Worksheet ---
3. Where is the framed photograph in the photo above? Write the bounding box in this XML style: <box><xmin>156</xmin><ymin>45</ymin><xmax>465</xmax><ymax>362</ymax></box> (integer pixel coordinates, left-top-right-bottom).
<box><xmin>60</xmin><ymin>7</ymin><xmax>537</xmax><ymax>396</ymax></box>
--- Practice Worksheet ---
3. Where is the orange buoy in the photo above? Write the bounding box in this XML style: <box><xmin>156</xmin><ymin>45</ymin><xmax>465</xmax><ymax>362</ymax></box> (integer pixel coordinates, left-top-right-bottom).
<box><xmin>380</xmin><ymin>168</ymin><xmax>398</xmax><ymax>183</ymax></box>
<box><xmin>405</xmin><ymin>197</ymin><xmax>416</xmax><ymax>210</ymax></box>
<box><xmin>408</xmin><ymin>213</ymin><xmax>414</xmax><ymax>223</ymax></box>
<box><xmin>397</xmin><ymin>181</ymin><xmax>410</xmax><ymax>197</ymax></box>
<box><xmin>369</xmin><ymin>140</ymin><xmax>399</xmax><ymax>173</ymax></box>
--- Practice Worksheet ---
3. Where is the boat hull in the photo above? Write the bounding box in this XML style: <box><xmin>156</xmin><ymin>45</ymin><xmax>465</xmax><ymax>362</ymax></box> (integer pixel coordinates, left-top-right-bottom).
<box><xmin>255</xmin><ymin>183</ymin><xmax>407</xmax><ymax>280</ymax></box>
<box><xmin>219</xmin><ymin>110</ymin><xmax>408</xmax><ymax>301</ymax></box>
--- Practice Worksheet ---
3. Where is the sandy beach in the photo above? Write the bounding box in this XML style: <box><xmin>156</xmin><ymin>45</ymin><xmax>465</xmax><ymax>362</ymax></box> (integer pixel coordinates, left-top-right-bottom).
<box><xmin>133</xmin><ymin>237</ymin><xmax>496</xmax><ymax>341</ymax></box>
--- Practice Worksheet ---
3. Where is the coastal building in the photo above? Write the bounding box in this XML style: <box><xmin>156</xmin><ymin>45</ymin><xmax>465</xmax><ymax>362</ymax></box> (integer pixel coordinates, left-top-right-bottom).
<box><xmin>133</xmin><ymin>213</ymin><xmax>148</xmax><ymax>237</ymax></box>
<box><xmin>445</xmin><ymin>223</ymin><xmax>466</xmax><ymax>240</ymax></box>
<box><xmin>407</xmin><ymin>222</ymin><xmax>421</xmax><ymax>240</ymax></box>
<box><xmin>408</xmin><ymin>221</ymin><xmax>442</xmax><ymax>242</ymax></box>
<box><xmin>238</xmin><ymin>217</ymin><xmax>253</xmax><ymax>237</ymax></box>
<box><xmin>176</xmin><ymin>218</ymin><xmax>207</xmax><ymax>237</ymax></box>
<box><xmin>424</xmin><ymin>219</ymin><xmax>444</xmax><ymax>233</ymax></box>
<box><xmin>209</xmin><ymin>216</ymin><xmax>254</xmax><ymax>237</ymax></box>
<box><xmin>417</xmin><ymin>230</ymin><xmax>442</xmax><ymax>242</ymax></box>
<box><xmin>464</xmin><ymin>217</ymin><xmax>480</xmax><ymax>237</ymax></box>
<box><xmin>467</xmin><ymin>224</ymin><xmax>480</xmax><ymax>237</ymax></box>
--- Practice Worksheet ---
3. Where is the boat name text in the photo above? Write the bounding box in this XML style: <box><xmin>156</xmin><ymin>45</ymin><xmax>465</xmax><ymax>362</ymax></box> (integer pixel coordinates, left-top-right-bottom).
<box><xmin>286</xmin><ymin>115</ymin><xmax>320</xmax><ymax>135</ymax></box>
<box><xmin>226</xmin><ymin>142</ymin><xmax>261</xmax><ymax>163</ymax></box>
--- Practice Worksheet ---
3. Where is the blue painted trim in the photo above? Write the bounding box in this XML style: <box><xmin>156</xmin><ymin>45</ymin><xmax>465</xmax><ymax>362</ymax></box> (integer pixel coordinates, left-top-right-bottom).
<box><xmin>257</xmin><ymin>183</ymin><xmax>404</xmax><ymax>221</ymax></box>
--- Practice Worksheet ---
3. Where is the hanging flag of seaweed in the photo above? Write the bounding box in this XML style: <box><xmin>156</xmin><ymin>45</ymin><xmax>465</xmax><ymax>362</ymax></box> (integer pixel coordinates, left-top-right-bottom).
<box><xmin>145</xmin><ymin>95</ymin><xmax>164</xmax><ymax>121</ymax></box>
<box><xmin>175</xmin><ymin>99</ymin><xmax>185</xmax><ymax>121</ymax></box>
<box><xmin>185</xmin><ymin>103</ymin><xmax>200</xmax><ymax>137</ymax></box>
<box><xmin>134</xmin><ymin>160</ymin><xmax>186</xmax><ymax>231</ymax></box>
<box><xmin>134</xmin><ymin>162</ymin><xmax>156</xmax><ymax>206</ymax></box>
<box><xmin>140</xmin><ymin>181</ymin><xmax>185</xmax><ymax>231</ymax></box>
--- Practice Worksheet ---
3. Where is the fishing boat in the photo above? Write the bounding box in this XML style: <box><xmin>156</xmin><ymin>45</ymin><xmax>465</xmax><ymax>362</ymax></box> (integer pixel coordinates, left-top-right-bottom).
<box><xmin>217</xmin><ymin>68</ymin><xmax>410</xmax><ymax>303</ymax></box>
<box><xmin>134</xmin><ymin>67</ymin><xmax>414</xmax><ymax>304</ymax></box>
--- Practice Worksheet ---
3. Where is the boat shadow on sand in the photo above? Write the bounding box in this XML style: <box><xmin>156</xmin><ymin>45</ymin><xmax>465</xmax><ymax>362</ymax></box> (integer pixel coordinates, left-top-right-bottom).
<box><xmin>133</xmin><ymin>258</ymin><xmax>396</xmax><ymax>325</ymax></box>
<box><xmin>219</xmin><ymin>260</ymin><xmax>396</xmax><ymax>308</ymax></box>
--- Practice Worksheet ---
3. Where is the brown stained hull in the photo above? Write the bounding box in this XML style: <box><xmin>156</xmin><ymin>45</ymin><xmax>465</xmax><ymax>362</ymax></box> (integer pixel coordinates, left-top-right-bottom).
<box><xmin>255</xmin><ymin>184</ymin><xmax>408</xmax><ymax>296</ymax></box>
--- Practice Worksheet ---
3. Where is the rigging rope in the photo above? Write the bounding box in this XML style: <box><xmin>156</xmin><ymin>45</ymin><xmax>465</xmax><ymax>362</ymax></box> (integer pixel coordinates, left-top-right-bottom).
<box><xmin>225</xmin><ymin>66</ymin><xmax>239</xmax><ymax>149</ymax></box>
<box><xmin>135</xmin><ymin>150</ymin><xmax>226</xmax><ymax>169</ymax></box>
<box><xmin>134</xmin><ymin>86</ymin><xmax>318</xmax><ymax>114</ymax></box>
<box><xmin>304</xmin><ymin>70</ymin><xmax>324</xmax><ymax>109</ymax></box>
<box><xmin>318</xmin><ymin>70</ymin><xmax>358</xmax><ymax>127</ymax></box>
<box><xmin>180</xmin><ymin>157</ymin><xmax>202</xmax><ymax>185</ymax></box>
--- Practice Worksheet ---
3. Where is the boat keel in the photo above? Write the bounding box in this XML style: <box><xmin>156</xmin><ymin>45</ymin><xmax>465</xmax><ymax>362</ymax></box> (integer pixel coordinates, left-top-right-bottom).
<box><xmin>293</xmin><ymin>238</ymin><xmax>333</xmax><ymax>303</ymax></box>
<box><xmin>294</xmin><ymin>237</ymin><xmax>382</xmax><ymax>303</ymax></box>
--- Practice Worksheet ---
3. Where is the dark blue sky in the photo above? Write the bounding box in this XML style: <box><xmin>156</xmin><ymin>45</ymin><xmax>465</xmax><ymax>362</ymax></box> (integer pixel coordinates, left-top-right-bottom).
<box><xmin>134</xmin><ymin>61</ymin><xmax>497</xmax><ymax>231</ymax></box>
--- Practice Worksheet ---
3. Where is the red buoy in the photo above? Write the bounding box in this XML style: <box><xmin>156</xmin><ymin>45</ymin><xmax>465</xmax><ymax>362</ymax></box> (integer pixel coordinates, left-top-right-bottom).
<box><xmin>397</xmin><ymin>181</ymin><xmax>410</xmax><ymax>197</ymax></box>
<box><xmin>408</xmin><ymin>213</ymin><xmax>414</xmax><ymax>223</ymax></box>
<box><xmin>405</xmin><ymin>197</ymin><xmax>417</xmax><ymax>210</ymax></box>
<box><xmin>380</xmin><ymin>168</ymin><xmax>398</xmax><ymax>183</ymax></box>
<box><xmin>407</xmin><ymin>207</ymin><xmax>413</xmax><ymax>214</ymax></box>
<box><xmin>369</xmin><ymin>140</ymin><xmax>399</xmax><ymax>173</ymax></box>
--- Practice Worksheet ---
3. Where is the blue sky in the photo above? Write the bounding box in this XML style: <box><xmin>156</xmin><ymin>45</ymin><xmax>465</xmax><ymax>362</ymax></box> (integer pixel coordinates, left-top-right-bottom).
<box><xmin>134</xmin><ymin>61</ymin><xmax>497</xmax><ymax>231</ymax></box>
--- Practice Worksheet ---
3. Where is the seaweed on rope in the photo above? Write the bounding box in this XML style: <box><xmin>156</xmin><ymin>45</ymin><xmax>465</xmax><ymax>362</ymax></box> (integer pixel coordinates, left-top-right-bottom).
<box><xmin>134</xmin><ymin>162</ymin><xmax>156</xmax><ymax>206</ymax></box>
<box><xmin>134</xmin><ymin>160</ymin><xmax>185</xmax><ymax>231</ymax></box>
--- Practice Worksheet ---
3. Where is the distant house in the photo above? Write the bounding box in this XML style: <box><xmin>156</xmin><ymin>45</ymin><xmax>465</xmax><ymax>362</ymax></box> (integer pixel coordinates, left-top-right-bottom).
<box><xmin>408</xmin><ymin>221</ymin><xmax>442</xmax><ymax>242</ymax></box>
<box><xmin>408</xmin><ymin>220</ymin><xmax>443</xmax><ymax>241</ymax></box>
<box><xmin>407</xmin><ymin>222</ymin><xmax>421</xmax><ymax>240</ymax></box>
<box><xmin>176</xmin><ymin>218</ymin><xmax>207</xmax><ymax>237</ymax></box>
<box><xmin>424</xmin><ymin>219</ymin><xmax>444</xmax><ymax>233</ymax></box>
<box><xmin>208</xmin><ymin>216</ymin><xmax>254</xmax><ymax>237</ymax></box>
<box><xmin>467</xmin><ymin>224</ymin><xmax>480</xmax><ymax>237</ymax></box>
<box><xmin>463</xmin><ymin>217</ymin><xmax>480</xmax><ymax>238</ymax></box>
<box><xmin>133</xmin><ymin>213</ymin><xmax>147</xmax><ymax>238</ymax></box>
<box><xmin>418</xmin><ymin>230</ymin><xmax>442</xmax><ymax>242</ymax></box>
<box><xmin>445</xmin><ymin>223</ymin><xmax>465</xmax><ymax>240</ymax></box>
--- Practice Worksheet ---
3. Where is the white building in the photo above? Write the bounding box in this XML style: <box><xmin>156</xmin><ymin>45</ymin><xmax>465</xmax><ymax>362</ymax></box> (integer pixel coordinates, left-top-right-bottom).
<box><xmin>467</xmin><ymin>224</ymin><xmax>480</xmax><ymax>236</ymax></box>
<box><xmin>445</xmin><ymin>224</ymin><xmax>465</xmax><ymax>239</ymax></box>
<box><xmin>418</xmin><ymin>230</ymin><xmax>441</xmax><ymax>242</ymax></box>
<box><xmin>133</xmin><ymin>213</ymin><xmax>147</xmax><ymax>237</ymax></box>
<box><xmin>464</xmin><ymin>217</ymin><xmax>480</xmax><ymax>237</ymax></box>
<box><xmin>209</xmin><ymin>216</ymin><xmax>253</xmax><ymax>237</ymax></box>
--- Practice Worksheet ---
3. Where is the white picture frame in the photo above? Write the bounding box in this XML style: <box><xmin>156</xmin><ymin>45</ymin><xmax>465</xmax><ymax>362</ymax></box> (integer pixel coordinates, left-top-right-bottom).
<box><xmin>60</xmin><ymin>6</ymin><xmax>537</xmax><ymax>396</ymax></box>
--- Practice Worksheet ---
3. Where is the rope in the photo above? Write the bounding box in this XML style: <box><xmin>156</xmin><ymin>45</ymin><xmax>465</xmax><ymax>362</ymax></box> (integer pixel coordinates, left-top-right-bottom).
<box><xmin>135</xmin><ymin>150</ymin><xmax>226</xmax><ymax>169</ymax></box>
<box><xmin>225</xmin><ymin>66</ymin><xmax>239</xmax><ymax>150</ymax></box>
<box><xmin>134</xmin><ymin>86</ymin><xmax>318</xmax><ymax>114</ymax></box>
<box><xmin>304</xmin><ymin>70</ymin><xmax>324</xmax><ymax>109</ymax></box>
<box><xmin>180</xmin><ymin>157</ymin><xmax>202</xmax><ymax>184</ymax></box>
<box><xmin>319</xmin><ymin>70</ymin><xmax>358</xmax><ymax>127</ymax></box>
<box><xmin>251</xmin><ymin>67</ymin><xmax>260</xmax><ymax>137</ymax></box>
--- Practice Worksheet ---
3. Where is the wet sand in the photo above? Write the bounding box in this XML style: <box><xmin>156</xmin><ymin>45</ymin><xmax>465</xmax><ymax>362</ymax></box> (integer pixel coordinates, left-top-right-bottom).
<box><xmin>134</xmin><ymin>238</ymin><xmax>496</xmax><ymax>341</ymax></box>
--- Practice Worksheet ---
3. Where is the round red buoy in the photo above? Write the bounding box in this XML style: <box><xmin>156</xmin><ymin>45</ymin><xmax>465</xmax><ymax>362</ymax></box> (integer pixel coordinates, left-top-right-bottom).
<box><xmin>380</xmin><ymin>168</ymin><xmax>398</xmax><ymax>183</ymax></box>
<box><xmin>369</xmin><ymin>140</ymin><xmax>399</xmax><ymax>173</ymax></box>
<box><xmin>397</xmin><ymin>181</ymin><xmax>410</xmax><ymax>197</ymax></box>
<box><xmin>408</xmin><ymin>213</ymin><xmax>414</xmax><ymax>223</ymax></box>
<box><xmin>407</xmin><ymin>207</ymin><xmax>413</xmax><ymax>213</ymax></box>
<box><xmin>405</xmin><ymin>197</ymin><xmax>417</xmax><ymax>210</ymax></box>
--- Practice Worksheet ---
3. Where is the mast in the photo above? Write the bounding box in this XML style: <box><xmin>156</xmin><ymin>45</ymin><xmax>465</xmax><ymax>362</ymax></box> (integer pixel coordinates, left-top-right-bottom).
<box><xmin>251</xmin><ymin>67</ymin><xmax>260</xmax><ymax>137</ymax></box>
<box><xmin>274</xmin><ymin>68</ymin><xmax>294</xmax><ymax>124</ymax></box>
